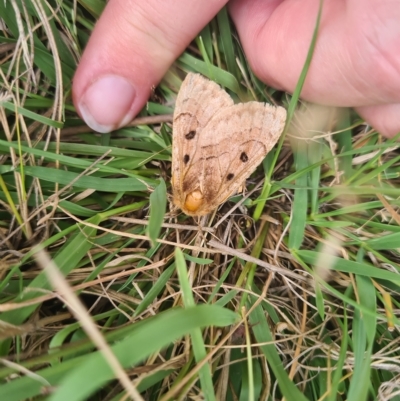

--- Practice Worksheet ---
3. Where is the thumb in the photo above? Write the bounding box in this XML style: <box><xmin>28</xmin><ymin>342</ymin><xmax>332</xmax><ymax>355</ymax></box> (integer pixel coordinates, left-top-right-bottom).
<box><xmin>72</xmin><ymin>0</ymin><xmax>227</xmax><ymax>133</ymax></box>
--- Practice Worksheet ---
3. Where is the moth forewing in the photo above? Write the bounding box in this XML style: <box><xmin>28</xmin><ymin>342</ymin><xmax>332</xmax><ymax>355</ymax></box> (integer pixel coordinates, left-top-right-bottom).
<box><xmin>172</xmin><ymin>73</ymin><xmax>234</xmax><ymax>214</ymax></box>
<box><xmin>171</xmin><ymin>73</ymin><xmax>287</xmax><ymax>216</ymax></box>
<box><xmin>195</xmin><ymin>102</ymin><xmax>286</xmax><ymax>211</ymax></box>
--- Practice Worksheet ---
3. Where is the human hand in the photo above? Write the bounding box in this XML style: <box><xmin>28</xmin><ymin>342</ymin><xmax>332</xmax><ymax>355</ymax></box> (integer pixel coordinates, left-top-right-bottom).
<box><xmin>72</xmin><ymin>0</ymin><xmax>400</xmax><ymax>137</ymax></box>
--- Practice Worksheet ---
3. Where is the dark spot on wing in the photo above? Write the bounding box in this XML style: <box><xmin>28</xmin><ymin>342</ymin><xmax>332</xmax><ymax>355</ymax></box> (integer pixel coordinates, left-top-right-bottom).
<box><xmin>185</xmin><ymin>130</ymin><xmax>196</xmax><ymax>140</ymax></box>
<box><xmin>240</xmin><ymin>152</ymin><xmax>248</xmax><ymax>162</ymax></box>
<box><xmin>227</xmin><ymin>173</ymin><xmax>234</xmax><ymax>180</ymax></box>
<box><xmin>183</xmin><ymin>154</ymin><xmax>190</xmax><ymax>164</ymax></box>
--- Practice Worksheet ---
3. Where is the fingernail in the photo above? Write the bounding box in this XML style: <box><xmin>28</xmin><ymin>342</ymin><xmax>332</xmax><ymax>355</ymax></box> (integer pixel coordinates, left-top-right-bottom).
<box><xmin>78</xmin><ymin>75</ymin><xmax>136</xmax><ymax>133</ymax></box>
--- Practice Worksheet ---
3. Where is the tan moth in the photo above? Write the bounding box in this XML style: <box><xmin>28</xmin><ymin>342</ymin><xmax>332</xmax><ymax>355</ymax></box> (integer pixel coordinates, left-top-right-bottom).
<box><xmin>171</xmin><ymin>73</ymin><xmax>287</xmax><ymax>216</ymax></box>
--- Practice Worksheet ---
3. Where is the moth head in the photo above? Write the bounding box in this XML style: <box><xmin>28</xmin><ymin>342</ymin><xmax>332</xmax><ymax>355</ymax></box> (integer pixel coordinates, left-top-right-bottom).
<box><xmin>184</xmin><ymin>190</ymin><xmax>204</xmax><ymax>214</ymax></box>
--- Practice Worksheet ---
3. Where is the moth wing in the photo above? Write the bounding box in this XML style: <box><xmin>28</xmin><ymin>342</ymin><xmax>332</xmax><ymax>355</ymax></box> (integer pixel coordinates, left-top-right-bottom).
<box><xmin>172</xmin><ymin>73</ymin><xmax>234</xmax><ymax>204</ymax></box>
<box><xmin>185</xmin><ymin>102</ymin><xmax>286</xmax><ymax>213</ymax></box>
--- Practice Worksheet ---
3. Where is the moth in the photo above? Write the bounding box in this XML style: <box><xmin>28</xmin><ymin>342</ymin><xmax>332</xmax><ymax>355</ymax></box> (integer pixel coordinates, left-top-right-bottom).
<box><xmin>171</xmin><ymin>73</ymin><xmax>287</xmax><ymax>216</ymax></box>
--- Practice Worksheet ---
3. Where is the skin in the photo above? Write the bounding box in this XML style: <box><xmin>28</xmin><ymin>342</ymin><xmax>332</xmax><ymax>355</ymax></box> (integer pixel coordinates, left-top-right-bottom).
<box><xmin>72</xmin><ymin>0</ymin><xmax>400</xmax><ymax>137</ymax></box>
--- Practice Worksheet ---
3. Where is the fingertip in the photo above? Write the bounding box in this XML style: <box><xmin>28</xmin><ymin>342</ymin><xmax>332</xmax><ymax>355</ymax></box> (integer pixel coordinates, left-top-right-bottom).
<box><xmin>75</xmin><ymin>75</ymin><xmax>140</xmax><ymax>133</ymax></box>
<box><xmin>356</xmin><ymin>104</ymin><xmax>400</xmax><ymax>138</ymax></box>
<box><xmin>229</xmin><ymin>0</ymin><xmax>305</xmax><ymax>90</ymax></box>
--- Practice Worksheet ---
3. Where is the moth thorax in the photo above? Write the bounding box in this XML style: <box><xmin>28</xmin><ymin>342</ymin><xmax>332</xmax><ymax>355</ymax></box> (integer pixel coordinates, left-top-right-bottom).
<box><xmin>184</xmin><ymin>190</ymin><xmax>204</xmax><ymax>213</ymax></box>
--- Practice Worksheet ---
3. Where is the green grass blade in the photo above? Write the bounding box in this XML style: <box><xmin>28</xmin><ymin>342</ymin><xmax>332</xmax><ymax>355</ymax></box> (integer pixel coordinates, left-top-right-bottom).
<box><xmin>0</xmin><ymin>219</ymin><xmax>100</xmax><ymax>327</ymax></box>
<box><xmin>134</xmin><ymin>263</ymin><xmax>176</xmax><ymax>317</ymax></box>
<box><xmin>0</xmin><ymin>306</ymin><xmax>237</xmax><ymax>401</ymax></box>
<box><xmin>249</xmin><ymin>298</ymin><xmax>308</xmax><ymax>401</ymax></box>
<box><xmin>178</xmin><ymin>52</ymin><xmax>240</xmax><ymax>95</ymax></box>
<box><xmin>298</xmin><ymin>250</ymin><xmax>400</xmax><ymax>283</ymax></box>
<box><xmin>175</xmin><ymin>248</ymin><xmax>217</xmax><ymax>401</ymax></box>
<box><xmin>1</xmin><ymin>101</ymin><xmax>64</xmax><ymax>128</ymax></box>
<box><xmin>216</xmin><ymin>7</ymin><xmax>238</xmax><ymax>78</ymax></box>
<box><xmin>327</xmin><ymin>309</ymin><xmax>349</xmax><ymax>401</ymax></box>
<box><xmin>288</xmin><ymin>146</ymin><xmax>308</xmax><ymax>249</ymax></box>
<box><xmin>254</xmin><ymin>0</ymin><xmax>323</xmax><ymax>219</ymax></box>
<box><xmin>147</xmin><ymin>178</ymin><xmax>167</xmax><ymax>245</ymax></box>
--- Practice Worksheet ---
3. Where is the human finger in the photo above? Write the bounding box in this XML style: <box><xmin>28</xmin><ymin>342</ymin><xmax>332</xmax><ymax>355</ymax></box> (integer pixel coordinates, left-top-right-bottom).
<box><xmin>72</xmin><ymin>0</ymin><xmax>228</xmax><ymax>133</ymax></box>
